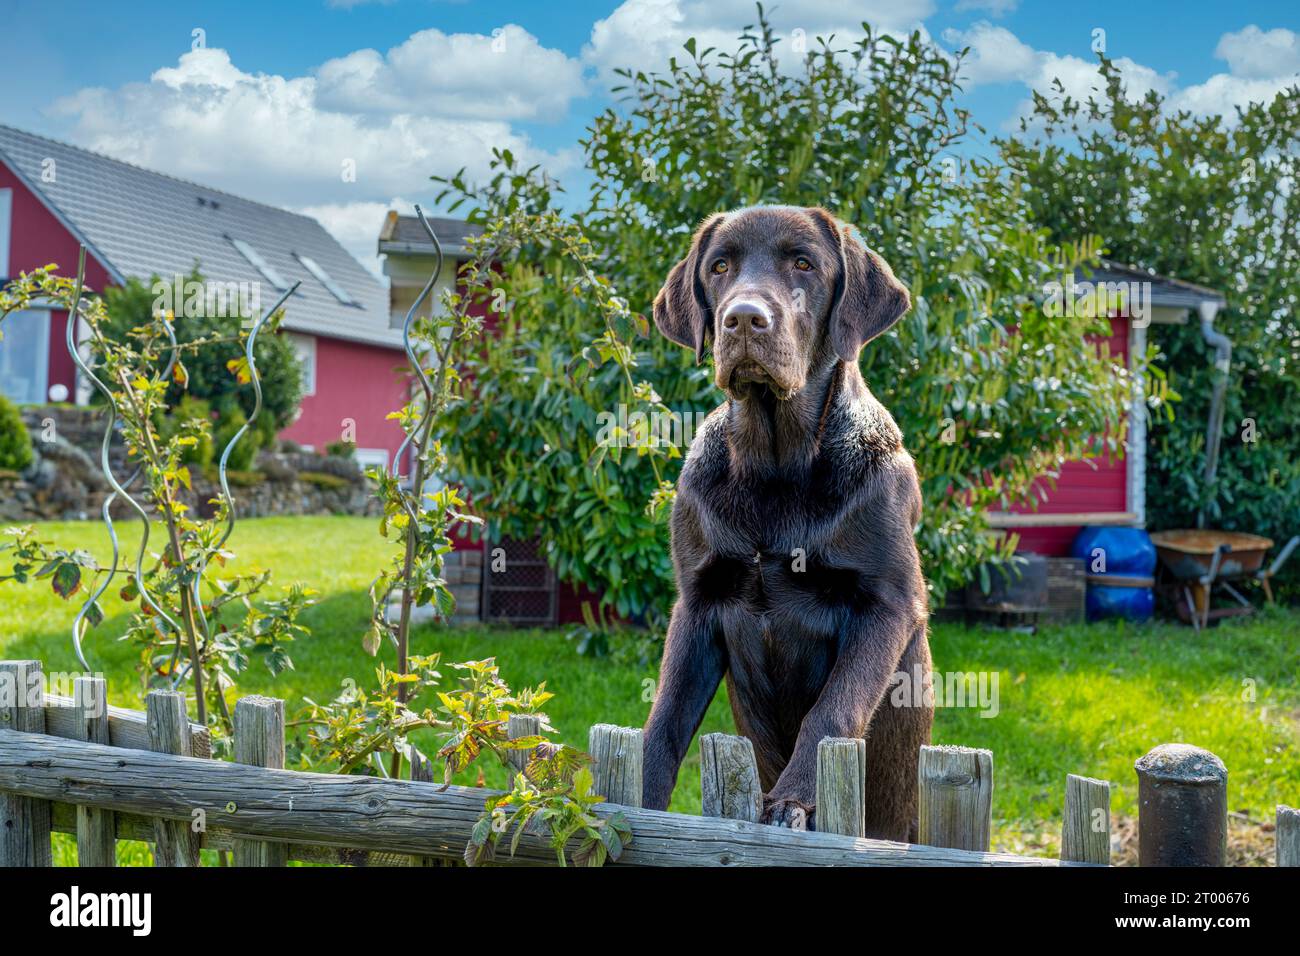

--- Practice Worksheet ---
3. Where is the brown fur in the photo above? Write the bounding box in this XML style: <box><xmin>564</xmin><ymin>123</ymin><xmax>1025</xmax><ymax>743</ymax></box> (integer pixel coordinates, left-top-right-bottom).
<box><xmin>642</xmin><ymin>205</ymin><xmax>933</xmax><ymax>838</ymax></box>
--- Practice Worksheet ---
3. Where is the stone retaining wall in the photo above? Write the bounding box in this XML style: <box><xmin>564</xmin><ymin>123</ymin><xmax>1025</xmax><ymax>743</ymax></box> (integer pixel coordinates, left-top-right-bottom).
<box><xmin>1</xmin><ymin>405</ymin><xmax>378</xmax><ymax>522</ymax></box>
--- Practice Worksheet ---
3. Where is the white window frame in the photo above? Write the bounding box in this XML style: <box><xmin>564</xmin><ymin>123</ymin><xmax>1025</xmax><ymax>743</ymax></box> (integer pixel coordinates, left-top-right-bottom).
<box><xmin>354</xmin><ymin>447</ymin><xmax>389</xmax><ymax>473</ymax></box>
<box><xmin>287</xmin><ymin>333</ymin><xmax>317</xmax><ymax>397</ymax></box>
<box><xmin>294</xmin><ymin>252</ymin><xmax>355</xmax><ymax>305</ymax></box>
<box><xmin>0</xmin><ymin>187</ymin><xmax>12</xmax><ymax>278</ymax></box>
<box><xmin>227</xmin><ymin>235</ymin><xmax>289</xmax><ymax>291</ymax></box>
<box><xmin>0</xmin><ymin>309</ymin><xmax>50</xmax><ymax>404</ymax></box>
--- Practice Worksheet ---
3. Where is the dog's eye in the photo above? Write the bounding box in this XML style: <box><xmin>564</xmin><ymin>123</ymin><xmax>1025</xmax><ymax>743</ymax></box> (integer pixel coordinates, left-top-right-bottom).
<box><xmin>793</xmin><ymin>256</ymin><xmax>813</xmax><ymax>272</ymax></box>
<box><xmin>710</xmin><ymin>258</ymin><xmax>729</xmax><ymax>275</ymax></box>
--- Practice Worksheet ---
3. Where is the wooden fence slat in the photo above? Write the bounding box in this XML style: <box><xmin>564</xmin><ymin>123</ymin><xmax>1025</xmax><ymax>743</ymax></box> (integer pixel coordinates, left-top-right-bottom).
<box><xmin>917</xmin><ymin>744</ymin><xmax>993</xmax><ymax>852</ymax></box>
<box><xmin>507</xmin><ymin>714</ymin><xmax>541</xmax><ymax>780</ymax></box>
<box><xmin>72</xmin><ymin>676</ymin><xmax>116</xmax><ymax>867</ymax></box>
<box><xmin>816</xmin><ymin>737</ymin><xmax>866</xmax><ymax>838</ymax></box>
<box><xmin>1060</xmin><ymin>774</ymin><xmax>1111</xmax><ymax>865</ymax></box>
<box><xmin>700</xmin><ymin>733</ymin><xmax>761</xmax><ymax>823</ymax></box>
<box><xmin>1</xmin><ymin>730</ymin><xmax>1069</xmax><ymax>867</ymax></box>
<box><xmin>409</xmin><ymin>747</ymin><xmax>433</xmax><ymax>783</ymax></box>
<box><xmin>233</xmin><ymin>695</ymin><xmax>286</xmax><ymax>867</ymax></box>
<box><xmin>1276</xmin><ymin>805</ymin><xmax>1298</xmax><ymax>867</ymax></box>
<box><xmin>588</xmin><ymin>724</ymin><xmax>642</xmax><ymax>808</ymax></box>
<box><xmin>1135</xmin><ymin>743</ymin><xmax>1226</xmax><ymax>867</ymax></box>
<box><xmin>0</xmin><ymin>660</ymin><xmax>52</xmax><ymax>867</ymax></box>
<box><xmin>146</xmin><ymin>691</ymin><xmax>200</xmax><ymax>867</ymax></box>
<box><xmin>45</xmin><ymin>691</ymin><xmax>210</xmax><ymax>757</ymax></box>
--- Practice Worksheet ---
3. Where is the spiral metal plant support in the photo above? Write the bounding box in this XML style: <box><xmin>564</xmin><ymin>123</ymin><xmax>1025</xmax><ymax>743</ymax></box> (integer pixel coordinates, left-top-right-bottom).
<box><xmin>375</xmin><ymin>205</ymin><xmax>444</xmax><ymax>638</ymax></box>
<box><xmin>62</xmin><ymin>242</ymin><xmax>299</xmax><ymax>691</ymax></box>
<box><xmin>65</xmin><ymin>247</ymin><xmax>183</xmax><ymax>669</ymax></box>
<box><xmin>390</xmin><ymin>203</ymin><xmax>444</xmax><ymax>493</ymax></box>
<box><xmin>173</xmin><ymin>281</ymin><xmax>299</xmax><ymax>689</ymax></box>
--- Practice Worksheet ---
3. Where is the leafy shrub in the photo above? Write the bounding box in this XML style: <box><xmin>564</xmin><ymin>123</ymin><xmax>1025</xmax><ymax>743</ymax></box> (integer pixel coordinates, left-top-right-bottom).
<box><xmin>325</xmin><ymin>440</ymin><xmax>356</xmax><ymax>459</ymax></box>
<box><xmin>212</xmin><ymin>405</ymin><xmax>262</xmax><ymax>472</ymax></box>
<box><xmin>157</xmin><ymin>395</ymin><xmax>214</xmax><ymax>468</ymax></box>
<box><xmin>0</xmin><ymin>394</ymin><xmax>32</xmax><ymax>472</ymax></box>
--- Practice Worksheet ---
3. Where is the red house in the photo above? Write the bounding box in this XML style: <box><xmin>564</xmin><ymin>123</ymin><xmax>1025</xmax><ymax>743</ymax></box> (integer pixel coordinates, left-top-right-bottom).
<box><xmin>0</xmin><ymin>124</ymin><xmax>408</xmax><ymax>471</ymax></box>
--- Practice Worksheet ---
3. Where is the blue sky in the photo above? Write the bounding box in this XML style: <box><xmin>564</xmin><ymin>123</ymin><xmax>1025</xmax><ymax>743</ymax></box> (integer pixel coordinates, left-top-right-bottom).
<box><xmin>2</xmin><ymin>1</ymin><xmax>1297</xmax><ymax>272</ymax></box>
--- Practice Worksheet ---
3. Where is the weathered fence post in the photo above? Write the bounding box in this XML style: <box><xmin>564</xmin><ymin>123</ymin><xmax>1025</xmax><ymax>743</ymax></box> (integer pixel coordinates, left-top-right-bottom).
<box><xmin>507</xmin><ymin>713</ymin><xmax>542</xmax><ymax>780</ymax></box>
<box><xmin>0</xmin><ymin>660</ymin><xmax>51</xmax><ymax>866</ymax></box>
<box><xmin>1276</xmin><ymin>805</ymin><xmax>1298</xmax><ymax>867</ymax></box>
<box><xmin>233</xmin><ymin>695</ymin><xmax>286</xmax><ymax>867</ymax></box>
<box><xmin>72</xmin><ymin>676</ymin><xmax>116</xmax><ymax>866</ymax></box>
<box><xmin>409</xmin><ymin>746</ymin><xmax>433</xmax><ymax>783</ymax></box>
<box><xmin>917</xmin><ymin>745</ymin><xmax>993</xmax><ymax>852</ymax></box>
<box><xmin>146</xmin><ymin>690</ymin><xmax>201</xmax><ymax>866</ymax></box>
<box><xmin>700</xmin><ymin>733</ymin><xmax>762</xmax><ymax>823</ymax></box>
<box><xmin>816</xmin><ymin>737</ymin><xmax>866</xmax><ymax>838</ymax></box>
<box><xmin>1060</xmin><ymin>774</ymin><xmax>1111</xmax><ymax>865</ymax></box>
<box><xmin>588</xmin><ymin>724</ymin><xmax>643</xmax><ymax>808</ymax></box>
<box><xmin>1135</xmin><ymin>743</ymin><xmax>1226</xmax><ymax>866</ymax></box>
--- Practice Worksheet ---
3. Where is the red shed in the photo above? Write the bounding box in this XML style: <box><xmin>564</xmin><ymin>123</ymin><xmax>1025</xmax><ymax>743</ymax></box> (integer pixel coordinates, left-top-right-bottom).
<box><xmin>987</xmin><ymin>262</ymin><xmax>1226</xmax><ymax>558</ymax></box>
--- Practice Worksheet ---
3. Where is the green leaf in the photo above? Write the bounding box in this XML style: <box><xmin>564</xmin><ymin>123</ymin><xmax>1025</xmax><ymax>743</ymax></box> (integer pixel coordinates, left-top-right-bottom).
<box><xmin>51</xmin><ymin>562</ymin><xmax>81</xmax><ymax>600</ymax></box>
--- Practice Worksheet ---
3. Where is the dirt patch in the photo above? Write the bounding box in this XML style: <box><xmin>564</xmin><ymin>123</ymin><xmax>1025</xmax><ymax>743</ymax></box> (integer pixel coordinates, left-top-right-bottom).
<box><xmin>994</xmin><ymin>812</ymin><xmax>1277</xmax><ymax>865</ymax></box>
<box><xmin>1110</xmin><ymin>812</ymin><xmax>1275</xmax><ymax>866</ymax></box>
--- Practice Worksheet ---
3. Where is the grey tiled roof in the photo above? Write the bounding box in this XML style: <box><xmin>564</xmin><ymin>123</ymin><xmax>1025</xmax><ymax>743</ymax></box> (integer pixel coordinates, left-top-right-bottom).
<box><xmin>0</xmin><ymin>124</ymin><xmax>399</xmax><ymax>348</ymax></box>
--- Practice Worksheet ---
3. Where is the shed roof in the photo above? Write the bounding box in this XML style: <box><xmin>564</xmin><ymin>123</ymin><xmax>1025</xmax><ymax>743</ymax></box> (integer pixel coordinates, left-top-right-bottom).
<box><xmin>1085</xmin><ymin>260</ymin><xmax>1227</xmax><ymax>310</ymax></box>
<box><xmin>378</xmin><ymin>211</ymin><xmax>482</xmax><ymax>258</ymax></box>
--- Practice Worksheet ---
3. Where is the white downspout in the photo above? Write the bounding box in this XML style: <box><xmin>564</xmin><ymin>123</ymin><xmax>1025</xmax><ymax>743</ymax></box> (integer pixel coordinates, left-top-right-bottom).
<box><xmin>1198</xmin><ymin>300</ymin><xmax>1230</xmax><ymax>529</ymax></box>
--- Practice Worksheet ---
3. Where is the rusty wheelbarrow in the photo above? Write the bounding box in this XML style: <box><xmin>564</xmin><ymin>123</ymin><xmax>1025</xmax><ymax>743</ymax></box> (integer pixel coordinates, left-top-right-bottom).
<box><xmin>1150</xmin><ymin>529</ymin><xmax>1299</xmax><ymax>631</ymax></box>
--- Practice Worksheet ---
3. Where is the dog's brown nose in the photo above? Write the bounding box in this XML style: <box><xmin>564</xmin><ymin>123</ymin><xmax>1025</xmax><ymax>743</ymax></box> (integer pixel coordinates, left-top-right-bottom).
<box><xmin>721</xmin><ymin>300</ymin><xmax>771</xmax><ymax>333</ymax></box>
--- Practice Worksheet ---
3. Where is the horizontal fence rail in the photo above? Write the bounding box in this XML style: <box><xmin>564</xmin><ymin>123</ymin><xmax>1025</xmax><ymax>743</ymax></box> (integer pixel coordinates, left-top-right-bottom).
<box><xmin>0</xmin><ymin>658</ymin><xmax>1294</xmax><ymax>867</ymax></box>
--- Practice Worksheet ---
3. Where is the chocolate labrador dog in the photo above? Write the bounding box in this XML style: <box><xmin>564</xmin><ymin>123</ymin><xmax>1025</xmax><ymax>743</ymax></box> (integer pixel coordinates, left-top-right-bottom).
<box><xmin>642</xmin><ymin>205</ymin><xmax>932</xmax><ymax>839</ymax></box>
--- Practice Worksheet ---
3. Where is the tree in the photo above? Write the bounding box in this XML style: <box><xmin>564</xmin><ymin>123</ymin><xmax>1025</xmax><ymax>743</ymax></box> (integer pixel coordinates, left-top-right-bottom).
<box><xmin>437</xmin><ymin>10</ymin><xmax>1142</xmax><ymax>620</ymax></box>
<box><xmin>999</xmin><ymin>60</ymin><xmax>1300</xmax><ymax>597</ymax></box>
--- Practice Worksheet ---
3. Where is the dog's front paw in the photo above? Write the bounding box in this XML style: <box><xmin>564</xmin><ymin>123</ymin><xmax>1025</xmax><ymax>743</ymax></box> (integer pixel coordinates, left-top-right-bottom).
<box><xmin>761</xmin><ymin>796</ymin><xmax>816</xmax><ymax>831</ymax></box>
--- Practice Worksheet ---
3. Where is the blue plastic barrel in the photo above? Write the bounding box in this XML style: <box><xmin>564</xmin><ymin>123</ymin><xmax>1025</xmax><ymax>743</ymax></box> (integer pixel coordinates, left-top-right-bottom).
<box><xmin>1069</xmin><ymin>526</ymin><xmax>1156</xmax><ymax>622</ymax></box>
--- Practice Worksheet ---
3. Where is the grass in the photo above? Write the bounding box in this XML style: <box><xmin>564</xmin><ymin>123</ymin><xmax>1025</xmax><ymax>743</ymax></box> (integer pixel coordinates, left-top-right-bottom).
<box><xmin>2</xmin><ymin>515</ymin><xmax>1297</xmax><ymax>864</ymax></box>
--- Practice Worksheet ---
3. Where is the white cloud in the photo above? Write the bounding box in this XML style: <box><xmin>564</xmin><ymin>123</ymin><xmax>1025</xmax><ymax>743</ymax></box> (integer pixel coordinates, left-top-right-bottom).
<box><xmin>945</xmin><ymin>20</ymin><xmax>1300</xmax><ymax>125</ymax></box>
<box><xmin>1214</xmin><ymin>25</ymin><xmax>1300</xmax><ymax>80</ymax></box>
<box><xmin>316</xmin><ymin>25</ymin><xmax>585</xmax><ymax>120</ymax></box>
<box><xmin>46</xmin><ymin>37</ymin><xmax>580</xmax><ymax>262</ymax></box>
<box><xmin>1169</xmin><ymin>72</ymin><xmax>1300</xmax><ymax>118</ymax></box>
<box><xmin>583</xmin><ymin>0</ymin><xmax>935</xmax><ymax>80</ymax></box>
<box><xmin>941</xmin><ymin>22</ymin><xmax>1038</xmax><ymax>86</ymax></box>
<box><xmin>943</xmin><ymin>20</ymin><xmax>1173</xmax><ymax>128</ymax></box>
<box><xmin>1165</xmin><ymin>25</ymin><xmax>1300</xmax><ymax>117</ymax></box>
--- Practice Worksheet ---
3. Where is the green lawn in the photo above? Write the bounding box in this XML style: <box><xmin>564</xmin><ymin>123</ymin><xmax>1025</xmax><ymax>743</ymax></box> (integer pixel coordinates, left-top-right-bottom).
<box><xmin>2</xmin><ymin>516</ymin><xmax>1297</xmax><ymax>864</ymax></box>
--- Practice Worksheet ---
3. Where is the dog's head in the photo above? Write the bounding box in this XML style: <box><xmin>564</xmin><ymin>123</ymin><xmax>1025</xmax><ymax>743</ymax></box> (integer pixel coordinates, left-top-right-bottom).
<box><xmin>653</xmin><ymin>205</ymin><xmax>909</xmax><ymax>399</ymax></box>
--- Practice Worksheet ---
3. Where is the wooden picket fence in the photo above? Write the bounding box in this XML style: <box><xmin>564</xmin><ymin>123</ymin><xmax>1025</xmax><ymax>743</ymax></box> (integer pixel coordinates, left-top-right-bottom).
<box><xmin>1</xmin><ymin>659</ymin><xmax>1296</xmax><ymax>867</ymax></box>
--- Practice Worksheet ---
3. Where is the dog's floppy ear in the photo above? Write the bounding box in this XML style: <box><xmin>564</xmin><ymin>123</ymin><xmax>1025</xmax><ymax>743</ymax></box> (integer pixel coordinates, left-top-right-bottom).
<box><xmin>653</xmin><ymin>213</ymin><xmax>725</xmax><ymax>363</ymax></box>
<box><xmin>813</xmin><ymin>210</ymin><xmax>910</xmax><ymax>362</ymax></box>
